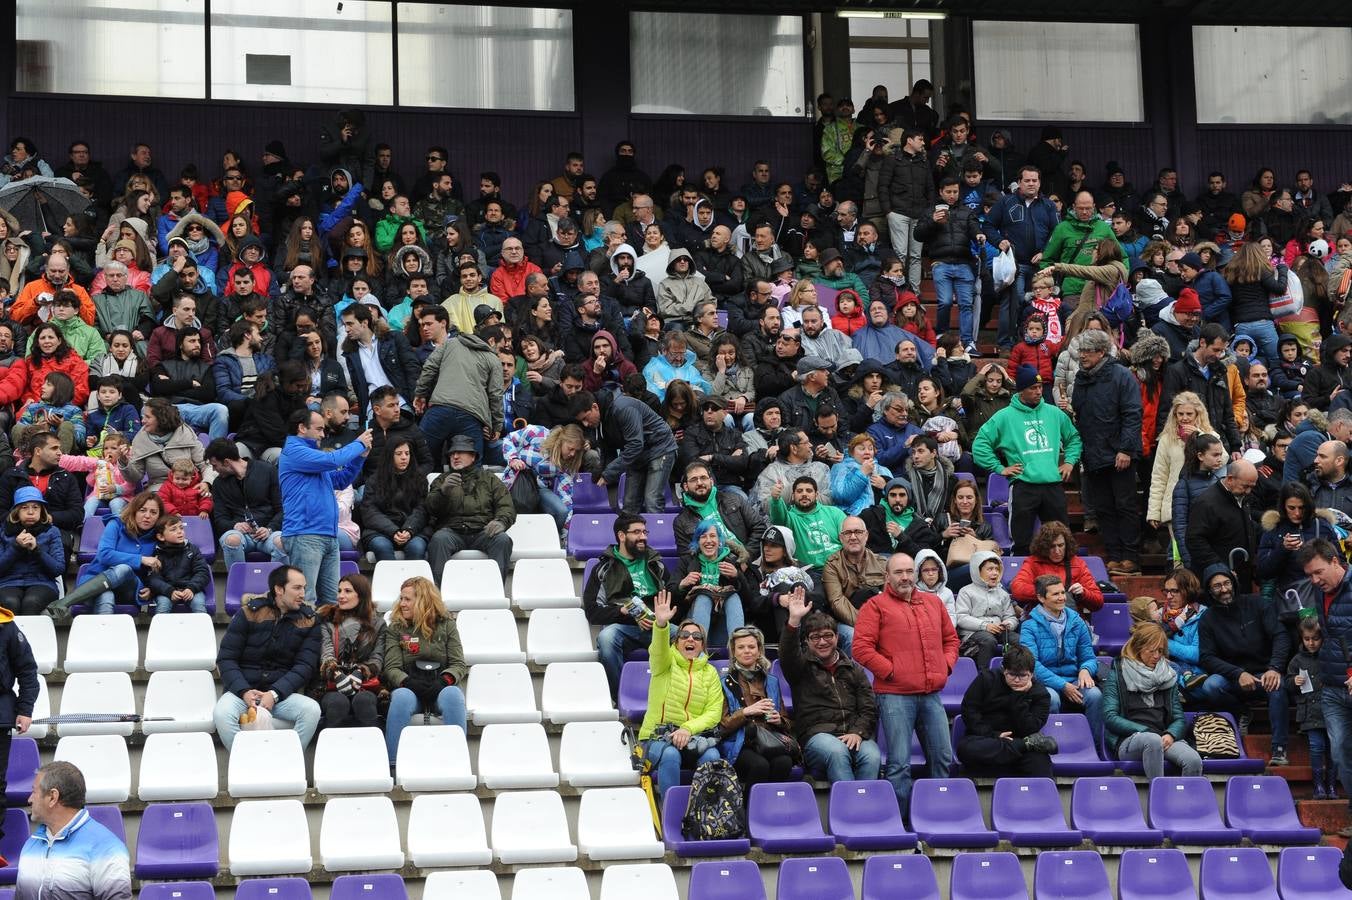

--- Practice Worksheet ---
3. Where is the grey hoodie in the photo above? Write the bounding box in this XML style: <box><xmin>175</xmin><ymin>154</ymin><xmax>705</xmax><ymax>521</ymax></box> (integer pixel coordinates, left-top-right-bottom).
<box><xmin>656</xmin><ymin>246</ymin><xmax>714</xmax><ymax>326</ymax></box>
<box><xmin>954</xmin><ymin>548</ymin><xmax>1019</xmax><ymax>638</ymax></box>
<box><xmin>914</xmin><ymin>547</ymin><xmax>955</xmax><ymax>624</ymax></box>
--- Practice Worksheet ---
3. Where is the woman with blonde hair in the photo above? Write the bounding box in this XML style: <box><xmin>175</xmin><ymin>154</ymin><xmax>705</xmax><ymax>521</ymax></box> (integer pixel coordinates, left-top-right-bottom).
<box><xmin>1103</xmin><ymin>623</ymin><xmax>1202</xmax><ymax>778</ymax></box>
<box><xmin>780</xmin><ymin>279</ymin><xmax>820</xmax><ymax>331</ymax></box>
<box><xmin>1147</xmin><ymin>391</ymin><xmax>1217</xmax><ymax>531</ymax></box>
<box><xmin>501</xmin><ymin>423</ymin><xmax>587</xmax><ymax>531</ymax></box>
<box><xmin>382</xmin><ymin>576</ymin><xmax>467</xmax><ymax>763</ymax></box>
<box><xmin>1055</xmin><ymin>239</ymin><xmax>1129</xmax><ymax>341</ymax></box>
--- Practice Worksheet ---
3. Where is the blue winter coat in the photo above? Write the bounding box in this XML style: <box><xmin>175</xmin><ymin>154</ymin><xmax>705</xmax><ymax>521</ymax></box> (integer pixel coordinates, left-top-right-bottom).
<box><xmin>79</xmin><ymin>518</ymin><xmax>156</xmax><ymax>591</ymax></box>
<box><xmin>212</xmin><ymin>350</ymin><xmax>278</xmax><ymax>406</ymax></box>
<box><xmin>1191</xmin><ymin>270</ymin><xmax>1233</xmax><ymax>330</ymax></box>
<box><xmin>642</xmin><ymin>349</ymin><xmax>711</xmax><ymax>400</ymax></box>
<box><xmin>1171</xmin><ymin>471</ymin><xmax>1220</xmax><ymax>568</ymax></box>
<box><xmin>829</xmin><ymin>457</ymin><xmax>893</xmax><ymax>516</ymax></box>
<box><xmin>1021</xmin><ymin>604</ymin><xmax>1097</xmax><ymax>691</ymax></box>
<box><xmin>1167</xmin><ymin>607</ymin><xmax>1205</xmax><ymax>666</ymax></box>
<box><xmin>1257</xmin><ymin>510</ymin><xmax>1339</xmax><ymax>595</ymax></box>
<box><xmin>0</xmin><ymin>522</ymin><xmax>64</xmax><ymax>589</ymax></box>
<box><xmin>984</xmin><ymin>193</ymin><xmax>1060</xmax><ymax>264</ymax></box>
<box><xmin>867</xmin><ymin>420</ymin><xmax>923</xmax><ymax>470</ymax></box>
<box><xmin>278</xmin><ymin>435</ymin><xmax>367</xmax><ymax>539</ymax></box>
<box><xmin>1317</xmin><ymin>565</ymin><xmax>1352</xmax><ymax>690</ymax></box>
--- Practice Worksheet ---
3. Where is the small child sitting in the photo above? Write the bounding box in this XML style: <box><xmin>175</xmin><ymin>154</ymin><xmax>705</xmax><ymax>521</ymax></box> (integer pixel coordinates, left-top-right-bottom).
<box><xmin>158</xmin><ymin>457</ymin><xmax>213</xmax><ymax>518</ymax></box>
<box><xmin>1287</xmin><ymin>618</ymin><xmax>1332</xmax><ymax>796</ymax></box>
<box><xmin>954</xmin><ymin>549</ymin><xmax>1019</xmax><ymax>669</ymax></box>
<box><xmin>1006</xmin><ymin>312</ymin><xmax>1059</xmax><ymax>401</ymax></box>
<box><xmin>13</xmin><ymin>371</ymin><xmax>86</xmax><ymax>454</ymax></box>
<box><xmin>1273</xmin><ymin>334</ymin><xmax>1311</xmax><ymax>400</ymax></box>
<box><xmin>0</xmin><ymin>485</ymin><xmax>65</xmax><ymax>615</ymax></box>
<box><xmin>916</xmin><ymin>549</ymin><xmax>957</xmax><ymax>626</ymax></box>
<box><xmin>143</xmin><ymin>514</ymin><xmax>211</xmax><ymax>614</ymax></box>
<box><xmin>62</xmin><ymin>430</ymin><xmax>137</xmax><ymax>520</ymax></box>
<box><xmin>1024</xmin><ymin>270</ymin><xmax>1063</xmax><ymax>344</ymax></box>
<box><xmin>85</xmin><ymin>375</ymin><xmax>140</xmax><ymax>454</ymax></box>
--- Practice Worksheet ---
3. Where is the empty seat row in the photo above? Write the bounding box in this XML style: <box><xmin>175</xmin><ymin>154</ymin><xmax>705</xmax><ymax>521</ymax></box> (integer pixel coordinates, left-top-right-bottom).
<box><xmin>569</xmin><ymin>512</ymin><xmax>677</xmax><ymax>560</ymax></box>
<box><xmin>213</xmin><ymin>864</ymin><xmax>678</xmax><ymax>900</ymax></box>
<box><xmin>370</xmin><ymin>556</ymin><xmax>582</xmax><ymax>613</ymax></box>
<box><xmin>15</xmin><ymin>613</ymin><xmax>217</xmax><ymax>675</ymax></box>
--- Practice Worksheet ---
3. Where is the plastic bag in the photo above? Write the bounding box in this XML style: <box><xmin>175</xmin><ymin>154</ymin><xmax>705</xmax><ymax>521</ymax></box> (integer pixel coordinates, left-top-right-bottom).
<box><xmin>1270</xmin><ymin>273</ymin><xmax>1304</xmax><ymax>318</ymax></box>
<box><xmin>991</xmin><ymin>248</ymin><xmax>1017</xmax><ymax>289</ymax></box>
<box><xmin>239</xmin><ymin>704</ymin><xmax>273</xmax><ymax>731</ymax></box>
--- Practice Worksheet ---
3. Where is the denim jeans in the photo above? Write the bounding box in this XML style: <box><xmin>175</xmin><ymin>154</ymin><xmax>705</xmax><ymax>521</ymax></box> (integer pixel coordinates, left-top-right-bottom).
<box><xmin>89</xmin><ymin>563</ymin><xmax>140</xmax><ymax>614</ymax></box>
<box><xmin>83</xmin><ymin>496</ymin><xmax>128</xmax><ymax>521</ymax></box>
<box><xmin>1117</xmin><ymin>731</ymin><xmax>1203</xmax><ymax>778</ymax></box>
<box><xmin>154</xmin><ymin>591</ymin><xmax>207</xmax><ymax>614</ymax></box>
<box><xmin>621</xmin><ymin>450</ymin><xmax>676</xmax><ymax>513</ymax></box>
<box><xmin>876</xmin><ymin>691</ymin><xmax>952</xmax><ymax>813</ymax></box>
<box><xmin>835</xmin><ymin>623</ymin><xmax>854</xmax><ymax>658</ymax></box>
<box><xmin>384</xmin><ymin>685</ymin><xmax>467</xmax><ymax>763</ymax></box>
<box><xmin>367</xmin><ymin>534</ymin><xmax>429</xmax><ymax>562</ymax></box>
<box><xmin>644</xmin><ymin>738</ymin><xmax>719</xmax><ymax>803</ymax></box>
<box><xmin>537</xmin><ymin>489</ymin><xmax>570</xmax><ymax>531</ymax></box>
<box><xmin>1234</xmin><ymin>319</ymin><xmax>1281</xmax><ymax>369</ymax></box>
<box><xmin>281</xmin><ymin>533</ymin><xmax>341</xmax><ymax>606</ymax></box>
<box><xmin>932</xmin><ymin>261</ymin><xmax>977</xmax><ymax>343</ymax></box>
<box><xmin>885</xmin><ymin>211</ymin><xmax>923</xmax><ymax>289</ymax></box>
<box><xmin>598</xmin><ymin>623</ymin><xmax>647</xmax><ymax>697</ymax></box>
<box><xmin>688</xmin><ymin>591</ymin><xmax>744</xmax><ymax>648</ymax></box>
<box><xmin>1321</xmin><ymin>687</ymin><xmax>1352</xmax><ymax>798</ymax></box>
<box><xmin>1047</xmin><ymin>683</ymin><xmax>1105</xmax><ymax>741</ymax></box>
<box><xmin>176</xmin><ymin>402</ymin><xmax>230</xmax><ymax>440</ymax></box>
<box><xmin>213</xmin><ymin>691</ymin><xmax>321</xmax><ymax>750</ymax></box>
<box><xmin>419</xmin><ymin>403</ymin><xmax>484</xmax><ymax>464</ymax></box>
<box><xmin>1184</xmin><ymin>673</ymin><xmax>1233</xmax><ymax>708</ymax></box>
<box><xmin>803</xmin><ymin>732</ymin><xmax>882</xmax><ymax>783</ymax></box>
<box><xmin>220</xmin><ymin>530</ymin><xmax>287</xmax><ymax>570</ymax></box>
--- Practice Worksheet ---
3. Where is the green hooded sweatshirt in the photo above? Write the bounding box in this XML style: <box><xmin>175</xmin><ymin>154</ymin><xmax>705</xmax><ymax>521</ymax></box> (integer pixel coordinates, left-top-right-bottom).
<box><xmin>1041</xmin><ymin>216</ymin><xmax>1122</xmax><ymax>298</ymax></box>
<box><xmin>769</xmin><ymin>495</ymin><xmax>846</xmax><ymax>568</ymax></box>
<box><xmin>971</xmin><ymin>393</ymin><xmax>1082</xmax><ymax>485</ymax></box>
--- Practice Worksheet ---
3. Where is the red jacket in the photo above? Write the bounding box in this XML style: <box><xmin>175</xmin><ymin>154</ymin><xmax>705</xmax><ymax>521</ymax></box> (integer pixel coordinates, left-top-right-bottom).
<box><xmin>1009</xmin><ymin>554</ymin><xmax>1105</xmax><ymax>612</ymax></box>
<box><xmin>1006</xmin><ymin>339</ymin><xmax>1059</xmax><ymax>384</ymax></box>
<box><xmin>490</xmin><ymin>259</ymin><xmax>543</xmax><ymax>301</ymax></box>
<box><xmin>158</xmin><ymin>476</ymin><xmax>213</xmax><ymax>516</ymax></box>
<box><xmin>831</xmin><ymin>305</ymin><xmax>866</xmax><ymax>335</ymax></box>
<box><xmin>852</xmin><ymin>583</ymin><xmax>958</xmax><ymax>695</ymax></box>
<box><xmin>19</xmin><ymin>353</ymin><xmax>90</xmax><ymax>407</ymax></box>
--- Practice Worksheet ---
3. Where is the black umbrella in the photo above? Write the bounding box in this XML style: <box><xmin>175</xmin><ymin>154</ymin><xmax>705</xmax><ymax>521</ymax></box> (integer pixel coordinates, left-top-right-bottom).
<box><xmin>0</xmin><ymin>175</ymin><xmax>89</xmax><ymax>235</ymax></box>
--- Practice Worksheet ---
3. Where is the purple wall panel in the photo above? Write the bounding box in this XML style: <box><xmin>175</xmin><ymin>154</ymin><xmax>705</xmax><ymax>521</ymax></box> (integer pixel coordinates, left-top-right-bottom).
<box><xmin>1194</xmin><ymin>128</ymin><xmax>1352</xmax><ymax>195</ymax></box>
<box><xmin>627</xmin><ymin>117</ymin><xmax>813</xmax><ymax>188</ymax></box>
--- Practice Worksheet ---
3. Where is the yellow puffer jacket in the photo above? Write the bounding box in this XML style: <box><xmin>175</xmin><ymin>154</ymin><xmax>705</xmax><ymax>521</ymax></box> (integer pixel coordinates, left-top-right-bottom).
<box><xmin>637</xmin><ymin>623</ymin><xmax>724</xmax><ymax>740</ymax></box>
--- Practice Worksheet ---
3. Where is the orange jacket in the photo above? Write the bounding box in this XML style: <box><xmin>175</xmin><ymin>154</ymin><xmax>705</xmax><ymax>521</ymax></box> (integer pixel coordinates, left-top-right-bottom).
<box><xmin>1009</xmin><ymin>554</ymin><xmax>1105</xmax><ymax>612</ymax></box>
<box><xmin>11</xmin><ymin>278</ymin><xmax>95</xmax><ymax>326</ymax></box>
<box><xmin>852</xmin><ymin>583</ymin><xmax>958</xmax><ymax>695</ymax></box>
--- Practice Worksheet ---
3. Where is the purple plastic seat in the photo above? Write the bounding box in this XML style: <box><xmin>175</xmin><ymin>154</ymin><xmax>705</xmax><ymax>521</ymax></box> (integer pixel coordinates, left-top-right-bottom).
<box><xmin>908</xmin><ymin>778</ymin><xmax>997</xmax><ymax>848</ymax></box>
<box><xmin>828</xmin><ymin>780</ymin><xmax>917</xmax><ymax>851</ymax></box>
<box><xmin>955</xmin><ymin>471</ymin><xmax>976</xmax><ymax>485</ymax></box>
<box><xmin>987</xmin><ymin>509</ymin><xmax>1013</xmax><ymax>551</ymax></box>
<box><xmin>330</xmin><ymin>875</ymin><xmax>408</xmax><ymax>900</ymax></box>
<box><xmin>1041</xmin><ymin>714</ymin><xmax>1115</xmax><ymax>776</ymax></box>
<box><xmin>688</xmin><ymin>859</ymin><xmax>765</xmax><ymax>900</ymax></box>
<box><xmin>748</xmin><ymin>782</ymin><xmax>834</xmax><ymax>853</ymax></box>
<box><xmin>986</xmin><ymin>472</ymin><xmax>1010</xmax><ymax>510</ymax></box>
<box><xmin>861</xmin><ymin>854</ymin><xmax>940</xmax><ymax>900</ymax></box>
<box><xmin>225</xmin><ymin>562</ymin><xmax>282</xmax><ymax>615</ymax></box>
<box><xmin>1185</xmin><ymin>712</ymin><xmax>1266</xmax><ymax>775</ymax></box>
<box><xmin>1090</xmin><ymin>603</ymin><xmax>1131</xmax><ymax>654</ymax></box>
<box><xmin>181</xmin><ymin>517</ymin><xmax>216</xmax><ymax>564</ymax></box>
<box><xmin>1224</xmin><ymin>776</ymin><xmax>1321</xmax><ymax>844</ymax></box>
<box><xmin>950</xmin><ymin>852</ymin><xmax>1029</xmax><ymax>900</ymax></box>
<box><xmin>1118</xmin><ymin>849</ymin><xmax>1195</xmax><ymax>900</ymax></box>
<box><xmin>77</xmin><ymin>516</ymin><xmax>106</xmax><ymax>564</ymax></box>
<box><xmin>1148</xmin><ymin>777</ymin><xmax>1242</xmax><ymax>845</ymax></box>
<box><xmin>5</xmin><ymin>738</ymin><xmax>38</xmax><ymax>805</ymax></box>
<box><xmin>776</xmin><ymin>857</ymin><xmax>853</xmax><ymax>900</ymax></box>
<box><xmin>70</xmin><ymin>564</ymin><xmax>139</xmax><ymax>615</ymax></box>
<box><xmin>1278</xmin><ymin>846</ymin><xmax>1352</xmax><ymax>900</ymax></box>
<box><xmin>618</xmin><ymin>660</ymin><xmax>652</xmax><ymax>722</ymax></box>
<box><xmin>138</xmin><ymin>884</ymin><xmax>214</xmax><ymax>900</ymax></box>
<box><xmin>641</xmin><ymin>513</ymin><xmax>677</xmax><ymax>554</ymax></box>
<box><xmin>1034</xmin><ymin>851</ymin><xmax>1111</xmax><ymax>900</ymax></box>
<box><xmin>568</xmin><ymin>513</ymin><xmax>617</xmax><ymax>560</ymax></box>
<box><xmin>134</xmin><ymin>802</ymin><xmax>219</xmax><ymax>878</ymax></box>
<box><xmin>941</xmin><ymin>657</ymin><xmax>978</xmax><ymax>713</ymax></box>
<box><xmin>769</xmin><ymin>659</ymin><xmax>794</xmax><ymax>714</ymax></box>
<box><xmin>662</xmin><ymin>784</ymin><xmax>751</xmax><ymax>857</ymax></box>
<box><xmin>1001</xmin><ymin>556</ymin><xmax>1026</xmax><ymax>589</ymax></box>
<box><xmin>234</xmin><ymin>878</ymin><xmax>313</xmax><ymax>899</ymax></box>
<box><xmin>1199</xmin><ymin>847</ymin><xmax>1276</xmax><ymax>899</ymax></box>
<box><xmin>87</xmin><ymin>806</ymin><xmax>124</xmax><ymax>844</ymax></box>
<box><xmin>571</xmin><ymin>475</ymin><xmax>612</xmax><ymax>513</ymax></box>
<box><xmin>0</xmin><ymin>809</ymin><xmax>30</xmax><ymax>883</ymax></box>
<box><xmin>1081</xmin><ymin>556</ymin><xmax>1127</xmax><ymax>602</ymax></box>
<box><xmin>991</xmin><ymin>777</ymin><xmax>1083</xmax><ymax>847</ymax></box>
<box><xmin>1070</xmin><ymin>777</ymin><xmax>1163</xmax><ymax>846</ymax></box>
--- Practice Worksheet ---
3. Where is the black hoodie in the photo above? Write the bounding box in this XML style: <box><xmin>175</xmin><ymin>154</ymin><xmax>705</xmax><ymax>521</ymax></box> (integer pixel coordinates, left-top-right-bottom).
<box><xmin>597</xmin><ymin>143</ymin><xmax>653</xmax><ymax>213</ymax></box>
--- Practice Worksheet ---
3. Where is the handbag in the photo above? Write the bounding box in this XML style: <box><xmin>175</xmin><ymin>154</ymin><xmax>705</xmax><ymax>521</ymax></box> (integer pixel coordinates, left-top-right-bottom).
<box><xmin>746</xmin><ymin>720</ymin><xmax>802</xmax><ymax>763</ymax></box>
<box><xmin>326</xmin><ymin>626</ymin><xmax>382</xmax><ymax>695</ymax></box>
<box><xmin>510</xmin><ymin>468</ymin><xmax>541</xmax><ymax>514</ymax></box>
<box><xmin>947</xmin><ymin>534</ymin><xmax>1000</xmax><ymax>567</ymax></box>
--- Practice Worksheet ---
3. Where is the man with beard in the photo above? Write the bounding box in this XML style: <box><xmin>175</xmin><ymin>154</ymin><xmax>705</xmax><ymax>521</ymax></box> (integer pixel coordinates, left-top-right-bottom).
<box><xmin>739</xmin><ymin>301</ymin><xmax>782</xmax><ymax>368</ymax></box>
<box><xmin>583</xmin><ymin>511</ymin><xmax>673</xmax><ymax>696</ymax></box>
<box><xmin>1244</xmin><ymin>359</ymin><xmax>1279</xmax><ymax>432</ymax></box>
<box><xmin>729</xmin><ymin>280</ymin><xmax>778</xmax><ymax>341</ymax></box>
<box><xmin>317</xmin><ymin>167</ymin><xmax>364</xmax><ymax>242</ymax></box>
<box><xmin>465</xmin><ymin>171</ymin><xmax>516</xmax><ymax>231</ymax></box>
<box><xmin>214</xmin><ymin>320</ymin><xmax>277</xmax><ymax>428</ymax></box>
<box><xmin>601</xmin><ymin>243</ymin><xmax>656</xmax><ymax>315</ymax></box>
<box><xmin>677</xmin><ymin>398</ymin><xmax>749</xmax><ymax>498</ymax></box>
<box><xmin>673</xmin><ymin>459</ymin><xmax>763</xmax><ymax>566</ymax></box>
<box><xmin>860</xmin><ymin>476</ymin><xmax>939</xmax><ymax>557</ymax></box>
<box><xmin>150</xmin><ymin>327</ymin><xmax>229</xmax><ymax>440</ymax></box>
<box><xmin>696</xmin><ymin>224</ymin><xmax>744</xmax><ymax>302</ymax></box>
<box><xmin>798</xmin><ymin>305</ymin><xmax>856</xmax><ymax>371</ymax></box>
<box><xmin>412</xmin><ymin>172</ymin><xmax>465</xmax><ymax>237</ymax></box>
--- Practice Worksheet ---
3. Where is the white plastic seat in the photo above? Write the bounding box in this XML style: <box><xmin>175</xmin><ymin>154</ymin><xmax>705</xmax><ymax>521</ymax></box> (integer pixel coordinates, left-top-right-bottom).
<box><xmin>510</xmin><ymin>558</ymin><xmax>579</xmax><ymax>610</ymax></box>
<box><xmin>457</xmin><ymin>609</ymin><xmax>526</xmax><ymax>664</ymax></box>
<box><xmin>466</xmin><ymin>663</ymin><xmax>540</xmax><ymax>725</ymax></box>
<box><xmin>490</xmin><ymin>790</ymin><xmax>577</xmax><ymax>864</ymax></box>
<box><xmin>228</xmin><ymin>800</ymin><xmax>312</xmax><ymax>875</ymax></box>
<box><xmin>577</xmin><ymin>787</ymin><xmax>665</xmax><ymax>860</ymax></box>
<box><xmin>478</xmin><ymin>723</ymin><xmax>559</xmax><ymax>789</ymax></box>
<box><xmin>19</xmin><ymin>675</ymin><xmax>49</xmax><ymax>739</ymax></box>
<box><xmin>12</xmin><ymin>615</ymin><xmax>56</xmax><ymax>674</ymax></box>
<box><xmin>371</xmin><ymin>559</ymin><xmax>435</xmax><ymax>612</ymax></box>
<box><xmin>600</xmin><ymin>864</ymin><xmax>679</xmax><ymax>900</ymax></box>
<box><xmin>62</xmin><ymin>614</ymin><xmax>138</xmax><ymax>673</ymax></box>
<box><xmin>507</xmin><ymin>513</ymin><xmax>567</xmax><ymax>561</ymax></box>
<box><xmin>542</xmin><ymin>662</ymin><xmax>618</xmax><ymax>723</ymax></box>
<box><xmin>144</xmin><ymin>613</ymin><xmax>218</xmax><ymax>671</ymax></box>
<box><xmin>58</xmin><ymin>672</ymin><xmax>135</xmax><ymax>735</ymax></box>
<box><xmin>227</xmin><ymin>729</ymin><xmax>307</xmax><ymax>798</ymax></box>
<box><xmin>423</xmin><ymin>870</ymin><xmax>502</xmax><ymax>900</ymax></box>
<box><xmin>313</xmin><ymin>726</ymin><xmax>394</xmax><ymax>794</ymax></box>
<box><xmin>320</xmin><ymin>796</ymin><xmax>404</xmax><ymax>871</ymax></box>
<box><xmin>511</xmin><ymin>867</ymin><xmax>589</xmax><ymax>900</ymax></box>
<box><xmin>526</xmin><ymin>608</ymin><xmax>596</xmax><ymax>664</ymax></box>
<box><xmin>54</xmin><ymin>734</ymin><xmax>130</xmax><ymax>803</ymax></box>
<box><xmin>137</xmin><ymin>731</ymin><xmax>219</xmax><ymax>800</ymax></box>
<box><xmin>395</xmin><ymin>724</ymin><xmax>475</xmax><ymax>791</ymax></box>
<box><xmin>142</xmin><ymin>669</ymin><xmax>217</xmax><ymax>733</ymax></box>
<box><xmin>559</xmin><ymin>721</ymin><xmax>639</xmax><ymax>788</ymax></box>
<box><xmin>407</xmin><ymin>793</ymin><xmax>493</xmax><ymax>868</ymax></box>
<box><xmin>438</xmin><ymin>559</ymin><xmax>509</xmax><ymax>610</ymax></box>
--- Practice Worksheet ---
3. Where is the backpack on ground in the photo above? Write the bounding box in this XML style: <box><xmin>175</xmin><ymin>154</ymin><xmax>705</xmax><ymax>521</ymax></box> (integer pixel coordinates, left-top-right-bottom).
<box><xmin>1190</xmin><ymin>712</ymin><xmax>1240</xmax><ymax>759</ymax></box>
<box><xmin>681</xmin><ymin>758</ymin><xmax>746</xmax><ymax>841</ymax></box>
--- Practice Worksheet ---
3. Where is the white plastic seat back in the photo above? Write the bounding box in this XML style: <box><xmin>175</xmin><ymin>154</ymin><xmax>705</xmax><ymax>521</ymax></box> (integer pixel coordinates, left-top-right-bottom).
<box><xmin>439</xmin><ymin>559</ymin><xmax>508</xmax><ymax>610</ymax></box>
<box><xmin>511</xmin><ymin>867</ymin><xmax>589</xmax><ymax>900</ymax></box>
<box><xmin>228</xmin><ymin>799</ymin><xmax>312</xmax><ymax>875</ymax></box>
<box><xmin>457</xmin><ymin>609</ymin><xmax>526</xmax><ymax>664</ymax></box>
<box><xmin>577</xmin><ymin>787</ymin><xmax>665</xmax><ymax>860</ymax></box>
<box><xmin>319</xmin><ymin>796</ymin><xmax>404</xmax><ymax>871</ymax></box>
<box><xmin>20</xmin><ymin>675</ymin><xmax>49</xmax><ymax>739</ymax></box>
<box><xmin>395</xmin><ymin>724</ymin><xmax>475</xmax><ymax>791</ymax></box>
<box><xmin>542</xmin><ymin>662</ymin><xmax>618</xmax><ymax>723</ymax></box>
<box><xmin>526</xmin><ymin>608</ymin><xmax>596</xmax><ymax>664</ymax></box>
<box><xmin>13</xmin><ymin>616</ymin><xmax>56</xmax><ymax>674</ymax></box>
<box><xmin>59</xmin><ymin>672</ymin><xmax>135</xmax><ymax>735</ymax></box>
<box><xmin>423</xmin><ymin>870</ymin><xmax>502</xmax><ymax>900</ymax></box>
<box><xmin>600</xmin><ymin>864</ymin><xmax>680</xmax><ymax>900</ymax></box>
<box><xmin>559</xmin><ymin>720</ymin><xmax>639</xmax><ymax>787</ymax></box>
<box><xmin>63</xmin><ymin>614</ymin><xmax>139</xmax><ymax>673</ymax></box>
<box><xmin>313</xmin><ymin>726</ymin><xmax>394</xmax><ymax>794</ymax></box>
<box><xmin>466</xmin><ymin>663</ymin><xmax>540</xmax><ymax>725</ymax></box>
<box><xmin>510</xmin><ymin>558</ymin><xmax>579</xmax><ymax>609</ymax></box>
<box><xmin>144</xmin><ymin>613</ymin><xmax>218</xmax><ymax>671</ymax></box>
<box><xmin>407</xmin><ymin>793</ymin><xmax>493</xmax><ymax>868</ymax></box>
<box><xmin>490</xmin><ymin>790</ymin><xmax>577</xmax><ymax>864</ymax></box>
<box><xmin>371</xmin><ymin>560</ymin><xmax>435</xmax><ymax>612</ymax></box>
<box><xmin>142</xmin><ymin>669</ymin><xmax>218</xmax><ymax>733</ymax></box>
<box><xmin>507</xmin><ymin>514</ymin><xmax>567</xmax><ymax>561</ymax></box>
<box><xmin>227</xmin><ymin>729</ymin><xmax>307</xmax><ymax>798</ymax></box>
<box><xmin>478</xmin><ymin>723</ymin><xmax>558</xmax><ymax>789</ymax></box>
<box><xmin>54</xmin><ymin>734</ymin><xmax>130</xmax><ymax>803</ymax></box>
<box><xmin>137</xmin><ymin>731</ymin><xmax>219</xmax><ymax>800</ymax></box>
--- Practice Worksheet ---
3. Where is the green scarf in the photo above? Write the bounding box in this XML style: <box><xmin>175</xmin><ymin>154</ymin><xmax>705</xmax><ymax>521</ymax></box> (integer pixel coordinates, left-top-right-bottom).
<box><xmin>683</xmin><ymin>484</ymin><xmax>720</xmax><ymax>520</ymax></box>
<box><xmin>882</xmin><ymin>500</ymin><xmax>914</xmax><ymax>531</ymax></box>
<box><xmin>698</xmin><ymin>546</ymin><xmax>731</xmax><ymax>585</ymax></box>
